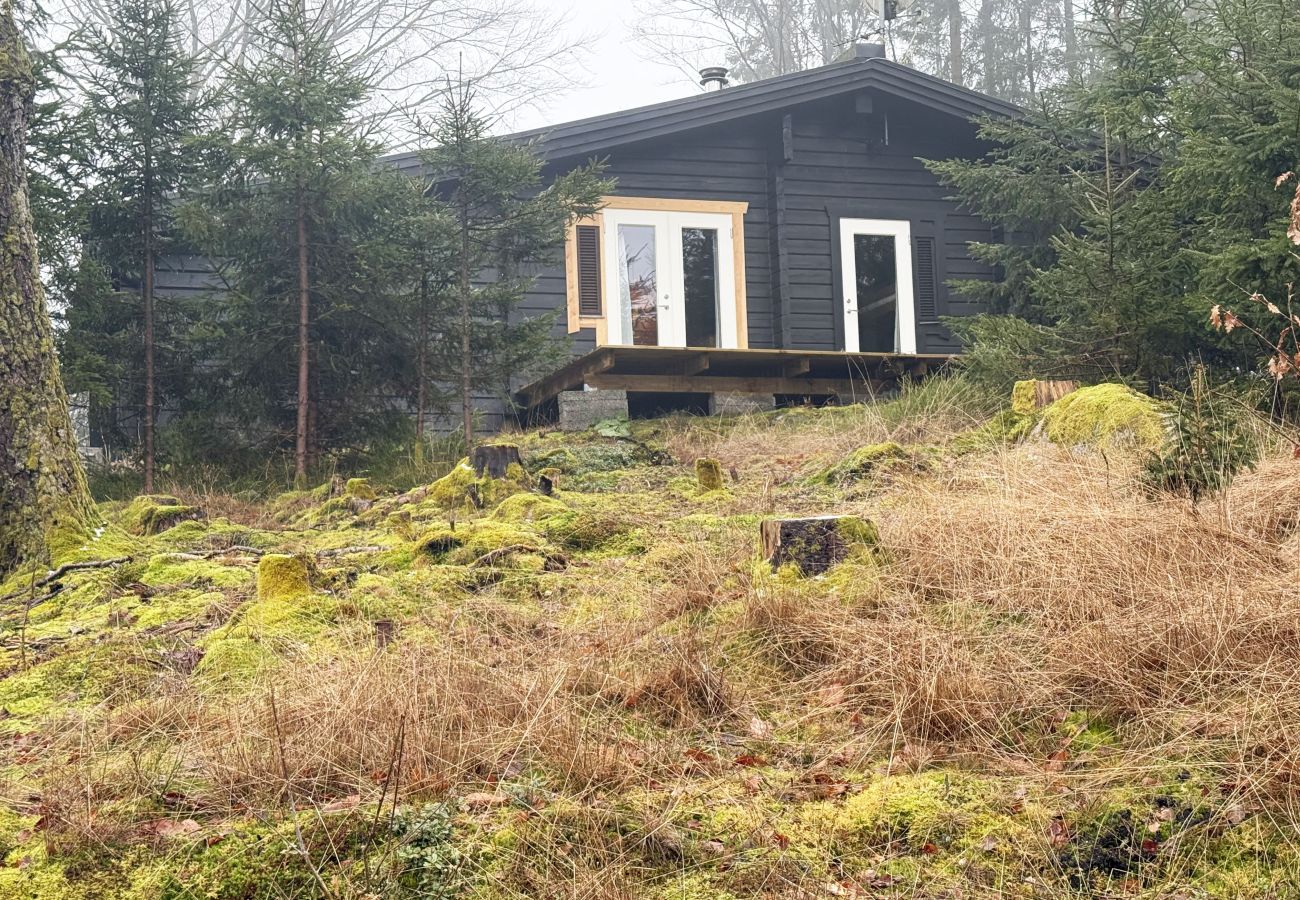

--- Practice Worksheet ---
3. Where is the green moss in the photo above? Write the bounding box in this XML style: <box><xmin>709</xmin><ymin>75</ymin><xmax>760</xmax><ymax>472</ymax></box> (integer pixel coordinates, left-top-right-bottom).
<box><xmin>951</xmin><ymin>407</ymin><xmax>1037</xmax><ymax>453</ymax></box>
<box><xmin>835</xmin><ymin>771</ymin><xmax>1034</xmax><ymax>856</ymax></box>
<box><xmin>141</xmin><ymin>555</ymin><xmax>253</xmax><ymax>590</ymax></box>
<box><xmin>426</xmin><ymin>458</ymin><xmax>528</xmax><ymax>511</ymax></box>
<box><xmin>1011</xmin><ymin>379</ymin><xmax>1039</xmax><ymax>416</ymax></box>
<box><xmin>1040</xmin><ymin>383</ymin><xmax>1167</xmax><ymax>452</ymax></box>
<box><xmin>816</xmin><ymin>441</ymin><xmax>929</xmax><ymax>483</ymax></box>
<box><xmin>491</xmin><ymin>492</ymin><xmax>569</xmax><ymax>523</ymax></box>
<box><xmin>255</xmin><ymin>553</ymin><xmax>313</xmax><ymax>604</ymax></box>
<box><xmin>413</xmin><ymin>521</ymin><xmax>546</xmax><ymax>565</ymax></box>
<box><xmin>345</xmin><ymin>477</ymin><xmax>377</xmax><ymax>501</ymax></box>
<box><xmin>193</xmin><ymin>635</ymin><xmax>277</xmax><ymax>682</ymax></box>
<box><xmin>118</xmin><ymin>495</ymin><xmax>204</xmax><ymax>536</ymax></box>
<box><xmin>695</xmin><ymin>458</ymin><xmax>724</xmax><ymax>491</ymax></box>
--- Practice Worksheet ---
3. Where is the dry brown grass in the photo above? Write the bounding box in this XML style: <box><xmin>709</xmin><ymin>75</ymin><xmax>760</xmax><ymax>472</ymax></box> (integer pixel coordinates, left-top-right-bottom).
<box><xmin>24</xmin><ymin>407</ymin><xmax>1300</xmax><ymax>895</ymax></box>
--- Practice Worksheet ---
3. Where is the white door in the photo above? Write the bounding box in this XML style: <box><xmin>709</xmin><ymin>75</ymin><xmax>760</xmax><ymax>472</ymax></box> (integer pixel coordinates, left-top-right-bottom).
<box><xmin>839</xmin><ymin>218</ymin><xmax>916</xmax><ymax>354</ymax></box>
<box><xmin>603</xmin><ymin>209</ymin><xmax>737</xmax><ymax>348</ymax></box>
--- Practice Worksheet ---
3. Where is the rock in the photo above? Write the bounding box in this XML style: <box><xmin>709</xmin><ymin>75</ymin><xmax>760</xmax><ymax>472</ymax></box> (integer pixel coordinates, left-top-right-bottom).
<box><xmin>695</xmin><ymin>458</ymin><xmax>725</xmax><ymax>492</ymax></box>
<box><xmin>760</xmin><ymin>515</ymin><xmax>880</xmax><ymax>576</ymax></box>
<box><xmin>256</xmin><ymin>554</ymin><xmax>313</xmax><ymax>603</ymax></box>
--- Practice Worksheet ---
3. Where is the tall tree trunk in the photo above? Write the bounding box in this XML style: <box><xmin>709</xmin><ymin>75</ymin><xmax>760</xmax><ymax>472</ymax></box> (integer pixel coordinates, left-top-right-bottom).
<box><xmin>1063</xmin><ymin>0</ymin><xmax>1078</xmax><ymax>78</ymax></box>
<box><xmin>978</xmin><ymin>0</ymin><xmax>995</xmax><ymax>95</ymax></box>
<box><xmin>142</xmin><ymin>147</ymin><xmax>155</xmax><ymax>494</ymax></box>
<box><xmin>458</xmin><ymin>197</ymin><xmax>473</xmax><ymax>451</ymax></box>
<box><xmin>294</xmin><ymin>182</ymin><xmax>310</xmax><ymax>487</ymax></box>
<box><xmin>0</xmin><ymin>1</ymin><xmax>94</xmax><ymax>579</ymax></box>
<box><xmin>414</xmin><ymin>271</ymin><xmax>428</xmax><ymax>448</ymax></box>
<box><xmin>948</xmin><ymin>0</ymin><xmax>963</xmax><ymax>85</ymax></box>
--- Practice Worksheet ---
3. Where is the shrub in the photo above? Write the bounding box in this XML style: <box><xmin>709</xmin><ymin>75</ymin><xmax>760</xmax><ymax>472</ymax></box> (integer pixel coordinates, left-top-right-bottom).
<box><xmin>1142</xmin><ymin>371</ymin><xmax>1261</xmax><ymax>502</ymax></box>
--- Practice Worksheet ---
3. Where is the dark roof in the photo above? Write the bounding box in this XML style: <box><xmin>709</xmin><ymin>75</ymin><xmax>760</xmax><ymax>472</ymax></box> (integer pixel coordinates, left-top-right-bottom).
<box><xmin>386</xmin><ymin>46</ymin><xmax>1020</xmax><ymax>173</ymax></box>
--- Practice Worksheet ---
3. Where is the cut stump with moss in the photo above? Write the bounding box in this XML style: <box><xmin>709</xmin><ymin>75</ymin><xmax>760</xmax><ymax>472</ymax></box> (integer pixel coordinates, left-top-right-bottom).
<box><xmin>472</xmin><ymin>443</ymin><xmax>526</xmax><ymax>479</ymax></box>
<box><xmin>696</xmin><ymin>458</ymin><xmax>724</xmax><ymax>491</ymax></box>
<box><xmin>256</xmin><ymin>553</ymin><xmax>313</xmax><ymax>603</ymax></box>
<box><xmin>1012</xmin><ymin>379</ymin><xmax>1081</xmax><ymax>416</ymax></box>
<box><xmin>760</xmin><ymin>515</ymin><xmax>879</xmax><ymax>576</ymax></box>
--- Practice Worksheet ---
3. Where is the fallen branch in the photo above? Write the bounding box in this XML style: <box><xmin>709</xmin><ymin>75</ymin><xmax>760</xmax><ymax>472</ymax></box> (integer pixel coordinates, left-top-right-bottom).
<box><xmin>469</xmin><ymin>545</ymin><xmax>541</xmax><ymax>568</ymax></box>
<box><xmin>316</xmin><ymin>545</ymin><xmax>385</xmax><ymax>558</ymax></box>
<box><xmin>0</xmin><ymin>556</ymin><xmax>132</xmax><ymax>603</ymax></box>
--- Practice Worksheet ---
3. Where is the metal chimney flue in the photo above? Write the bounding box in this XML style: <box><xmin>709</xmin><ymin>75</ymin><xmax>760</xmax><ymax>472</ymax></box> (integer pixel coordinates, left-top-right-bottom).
<box><xmin>699</xmin><ymin>66</ymin><xmax>730</xmax><ymax>91</ymax></box>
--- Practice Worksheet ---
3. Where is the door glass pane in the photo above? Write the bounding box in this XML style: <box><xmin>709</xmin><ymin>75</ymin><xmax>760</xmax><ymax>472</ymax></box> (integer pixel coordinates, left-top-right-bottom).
<box><xmin>853</xmin><ymin>234</ymin><xmax>897</xmax><ymax>352</ymax></box>
<box><xmin>617</xmin><ymin>224</ymin><xmax>658</xmax><ymax>346</ymax></box>
<box><xmin>682</xmin><ymin>227</ymin><xmax>719</xmax><ymax>347</ymax></box>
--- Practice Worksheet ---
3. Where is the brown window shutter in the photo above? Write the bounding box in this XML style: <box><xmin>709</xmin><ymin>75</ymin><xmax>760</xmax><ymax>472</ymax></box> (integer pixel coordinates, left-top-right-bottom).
<box><xmin>576</xmin><ymin>224</ymin><xmax>602</xmax><ymax>316</ymax></box>
<box><xmin>914</xmin><ymin>235</ymin><xmax>938</xmax><ymax>322</ymax></box>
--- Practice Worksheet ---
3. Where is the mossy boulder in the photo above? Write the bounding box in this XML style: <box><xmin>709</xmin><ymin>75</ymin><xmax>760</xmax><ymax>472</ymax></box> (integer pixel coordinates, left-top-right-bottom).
<box><xmin>344</xmin><ymin>478</ymin><xmax>377</xmax><ymax>501</ymax></box>
<box><xmin>1040</xmin><ymin>383</ymin><xmax>1166</xmax><ymax>452</ymax></box>
<box><xmin>492</xmin><ymin>492</ymin><xmax>569</xmax><ymax>524</ymax></box>
<box><xmin>413</xmin><ymin>521</ymin><xmax>546</xmax><ymax>565</ymax></box>
<box><xmin>427</xmin><ymin>458</ymin><xmax>529</xmax><ymax>510</ymax></box>
<box><xmin>119</xmin><ymin>494</ymin><xmax>205</xmax><ymax>536</ymax></box>
<box><xmin>256</xmin><ymin>553</ymin><xmax>314</xmax><ymax>603</ymax></box>
<box><xmin>816</xmin><ymin>441</ymin><xmax>929</xmax><ymax>483</ymax></box>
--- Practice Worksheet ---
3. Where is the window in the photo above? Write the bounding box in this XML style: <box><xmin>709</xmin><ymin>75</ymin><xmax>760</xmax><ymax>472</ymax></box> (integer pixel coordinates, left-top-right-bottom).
<box><xmin>567</xmin><ymin>197</ymin><xmax>748</xmax><ymax>349</ymax></box>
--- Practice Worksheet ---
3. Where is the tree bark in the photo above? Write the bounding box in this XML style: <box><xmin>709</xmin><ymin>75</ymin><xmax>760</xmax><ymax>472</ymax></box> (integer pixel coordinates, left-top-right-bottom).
<box><xmin>294</xmin><ymin>181</ymin><xmax>310</xmax><ymax>487</ymax></box>
<box><xmin>0</xmin><ymin>1</ymin><xmax>95</xmax><ymax>578</ymax></box>
<box><xmin>978</xmin><ymin>0</ymin><xmax>995</xmax><ymax>95</ymax></box>
<box><xmin>949</xmin><ymin>0</ymin><xmax>963</xmax><ymax>85</ymax></box>
<box><xmin>458</xmin><ymin>193</ymin><xmax>473</xmax><ymax>452</ymax></box>
<box><xmin>1063</xmin><ymin>0</ymin><xmax>1078</xmax><ymax>78</ymax></box>
<box><xmin>415</xmin><ymin>271</ymin><xmax>428</xmax><ymax>447</ymax></box>
<box><xmin>143</xmin><ymin>140</ymin><xmax>155</xmax><ymax>493</ymax></box>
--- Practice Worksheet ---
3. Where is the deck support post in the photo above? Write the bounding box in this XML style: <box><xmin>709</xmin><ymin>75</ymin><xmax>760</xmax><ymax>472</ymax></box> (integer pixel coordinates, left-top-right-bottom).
<box><xmin>709</xmin><ymin>391</ymin><xmax>775</xmax><ymax>416</ymax></box>
<box><xmin>558</xmin><ymin>388</ymin><xmax>629</xmax><ymax>432</ymax></box>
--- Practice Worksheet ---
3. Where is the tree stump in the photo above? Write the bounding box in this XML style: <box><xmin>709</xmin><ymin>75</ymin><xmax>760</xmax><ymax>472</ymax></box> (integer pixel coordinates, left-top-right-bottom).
<box><xmin>696</xmin><ymin>458</ymin><xmax>724</xmax><ymax>491</ymax></box>
<box><xmin>537</xmin><ymin>467</ymin><xmax>560</xmax><ymax>496</ymax></box>
<box><xmin>760</xmin><ymin>515</ymin><xmax>879</xmax><ymax>576</ymax></box>
<box><xmin>471</xmin><ymin>443</ymin><xmax>525</xmax><ymax>479</ymax></box>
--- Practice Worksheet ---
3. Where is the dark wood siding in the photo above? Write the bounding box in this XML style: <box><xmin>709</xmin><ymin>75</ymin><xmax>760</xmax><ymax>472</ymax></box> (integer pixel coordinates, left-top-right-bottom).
<box><xmin>770</xmin><ymin>97</ymin><xmax>995</xmax><ymax>352</ymax></box>
<box><xmin>521</xmin><ymin>93</ymin><xmax>995</xmax><ymax>359</ymax></box>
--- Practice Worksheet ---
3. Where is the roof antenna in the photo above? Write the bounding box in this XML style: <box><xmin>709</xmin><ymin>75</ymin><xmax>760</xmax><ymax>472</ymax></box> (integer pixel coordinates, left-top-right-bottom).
<box><xmin>699</xmin><ymin>66</ymin><xmax>730</xmax><ymax>91</ymax></box>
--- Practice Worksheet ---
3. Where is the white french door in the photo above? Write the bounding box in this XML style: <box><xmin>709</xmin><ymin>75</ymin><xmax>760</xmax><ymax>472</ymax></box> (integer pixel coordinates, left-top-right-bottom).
<box><xmin>603</xmin><ymin>209</ymin><xmax>738</xmax><ymax>348</ymax></box>
<box><xmin>839</xmin><ymin>218</ymin><xmax>916</xmax><ymax>354</ymax></box>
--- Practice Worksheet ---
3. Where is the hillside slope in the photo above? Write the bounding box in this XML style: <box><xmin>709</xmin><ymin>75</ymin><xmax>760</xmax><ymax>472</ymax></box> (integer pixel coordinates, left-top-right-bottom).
<box><xmin>1</xmin><ymin>380</ymin><xmax>1298</xmax><ymax>899</ymax></box>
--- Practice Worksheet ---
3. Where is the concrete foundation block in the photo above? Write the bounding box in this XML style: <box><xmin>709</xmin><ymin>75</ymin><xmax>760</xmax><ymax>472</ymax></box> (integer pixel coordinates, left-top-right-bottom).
<box><xmin>709</xmin><ymin>391</ymin><xmax>776</xmax><ymax>416</ymax></box>
<box><xmin>558</xmin><ymin>389</ymin><xmax>629</xmax><ymax>431</ymax></box>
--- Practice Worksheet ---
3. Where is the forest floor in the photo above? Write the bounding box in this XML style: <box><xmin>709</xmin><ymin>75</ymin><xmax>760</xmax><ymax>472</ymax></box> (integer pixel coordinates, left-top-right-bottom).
<box><xmin>1</xmin><ymin>377</ymin><xmax>1299</xmax><ymax>899</ymax></box>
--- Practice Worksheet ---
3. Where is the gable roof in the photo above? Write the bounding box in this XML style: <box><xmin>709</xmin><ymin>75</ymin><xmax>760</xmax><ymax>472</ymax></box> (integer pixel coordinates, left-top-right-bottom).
<box><xmin>387</xmin><ymin>46</ymin><xmax>1020</xmax><ymax>172</ymax></box>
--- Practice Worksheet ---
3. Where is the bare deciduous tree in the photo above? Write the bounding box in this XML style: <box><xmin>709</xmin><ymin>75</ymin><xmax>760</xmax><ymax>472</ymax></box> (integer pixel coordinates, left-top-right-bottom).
<box><xmin>50</xmin><ymin>0</ymin><xmax>583</xmax><ymax>134</ymax></box>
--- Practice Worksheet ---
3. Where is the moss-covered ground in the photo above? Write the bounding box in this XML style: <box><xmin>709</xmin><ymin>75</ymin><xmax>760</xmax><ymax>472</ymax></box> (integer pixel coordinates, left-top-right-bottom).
<box><xmin>0</xmin><ymin>377</ymin><xmax>1297</xmax><ymax>898</ymax></box>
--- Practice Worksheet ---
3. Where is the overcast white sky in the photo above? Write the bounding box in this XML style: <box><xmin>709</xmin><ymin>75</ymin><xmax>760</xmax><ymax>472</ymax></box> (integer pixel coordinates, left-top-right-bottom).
<box><xmin>505</xmin><ymin>0</ymin><xmax>707</xmax><ymax>133</ymax></box>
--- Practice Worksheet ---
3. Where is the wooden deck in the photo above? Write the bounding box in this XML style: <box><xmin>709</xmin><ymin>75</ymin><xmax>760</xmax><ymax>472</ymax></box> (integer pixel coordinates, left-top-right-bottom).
<box><xmin>516</xmin><ymin>346</ymin><xmax>952</xmax><ymax>410</ymax></box>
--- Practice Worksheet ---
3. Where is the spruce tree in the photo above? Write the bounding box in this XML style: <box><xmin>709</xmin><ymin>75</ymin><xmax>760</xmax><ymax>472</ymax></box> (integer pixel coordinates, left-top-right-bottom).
<box><xmin>77</xmin><ymin>0</ymin><xmax>206</xmax><ymax>491</ymax></box>
<box><xmin>418</xmin><ymin>87</ymin><xmax>611</xmax><ymax>449</ymax></box>
<box><xmin>0</xmin><ymin>0</ymin><xmax>95</xmax><ymax>579</ymax></box>
<box><xmin>182</xmin><ymin>0</ymin><xmax>410</xmax><ymax>482</ymax></box>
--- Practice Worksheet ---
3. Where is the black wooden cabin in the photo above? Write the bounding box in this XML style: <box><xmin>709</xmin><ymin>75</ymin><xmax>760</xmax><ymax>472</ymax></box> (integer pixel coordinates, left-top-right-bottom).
<box><xmin>159</xmin><ymin>43</ymin><xmax>1016</xmax><ymax>431</ymax></box>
